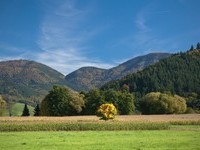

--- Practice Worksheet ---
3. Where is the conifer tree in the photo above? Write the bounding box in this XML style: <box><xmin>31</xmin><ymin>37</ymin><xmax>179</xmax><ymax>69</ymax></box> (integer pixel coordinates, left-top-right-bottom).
<box><xmin>34</xmin><ymin>104</ymin><xmax>40</xmax><ymax>116</ymax></box>
<box><xmin>196</xmin><ymin>42</ymin><xmax>200</xmax><ymax>49</ymax></box>
<box><xmin>189</xmin><ymin>45</ymin><xmax>194</xmax><ymax>51</ymax></box>
<box><xmin>22</xmin><ymin>104</ymin><xmax>30</xmax><ymax>116</ymax></box>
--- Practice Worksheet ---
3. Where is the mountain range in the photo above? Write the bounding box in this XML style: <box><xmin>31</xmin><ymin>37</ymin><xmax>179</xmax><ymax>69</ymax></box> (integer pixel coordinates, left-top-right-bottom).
<box><xmin>0</xmin><ymin>53</ymin><xmax>170</xmax><ymax>104</ymax></box>
<box><xmin>65</xmin><ymin>53</ymin><xmax>170</xmax><ymax>91</ymax></box>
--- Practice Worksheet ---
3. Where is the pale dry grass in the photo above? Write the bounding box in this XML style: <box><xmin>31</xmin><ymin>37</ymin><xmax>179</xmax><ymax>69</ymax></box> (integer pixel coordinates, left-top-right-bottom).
<box><xmin>0</xmin><ymin>114</ymin><xmax>199</xmax><ymax>124</ymax></box>
<box><xmin>116</xmin><ymin>114</ymin><xmax>200</xmax><ymax>122</ymax></box>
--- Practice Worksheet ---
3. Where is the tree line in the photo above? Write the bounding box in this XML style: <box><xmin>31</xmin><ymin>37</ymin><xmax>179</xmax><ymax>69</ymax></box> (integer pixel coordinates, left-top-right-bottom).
<box><xmin>0</xmin><ymin>85</ymin><xmax>191</xmax><ymax>116</ymax></box>
<box><xmin>36</xmin><ymin>85</ymin><xmax>188</xmax><ymax>116</ymax></box>
<box><xmin>39</xmin><ymin>85</ymin><xmax>135</xmax><ymax>116</ymax></box>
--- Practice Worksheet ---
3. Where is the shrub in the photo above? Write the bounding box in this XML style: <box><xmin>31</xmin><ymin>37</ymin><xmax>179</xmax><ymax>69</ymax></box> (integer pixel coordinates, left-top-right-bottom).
<box><xmin>140</xmin><ymin>92</ymin><xmax>187</xmax><ymax>114</ymax></box>
<box><xmin>97</xmin><ymin>103</ymin><xmax>117</xmax><ymax>120</ymax></box>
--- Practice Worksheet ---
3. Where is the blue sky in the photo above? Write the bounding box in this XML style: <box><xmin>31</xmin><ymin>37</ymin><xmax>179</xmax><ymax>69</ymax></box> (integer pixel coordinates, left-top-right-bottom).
<box><xmin>0</xmin><ymin>0</ymin><xmax>200</xmax><ymax>75</ymax></box>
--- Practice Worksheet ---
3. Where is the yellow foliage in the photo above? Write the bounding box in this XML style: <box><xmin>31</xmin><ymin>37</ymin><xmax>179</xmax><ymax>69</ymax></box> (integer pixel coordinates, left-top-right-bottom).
<box><xmin>97</xmin><ymin>103</ymin><xmax>117</xmax><ymax>120</ymax></box>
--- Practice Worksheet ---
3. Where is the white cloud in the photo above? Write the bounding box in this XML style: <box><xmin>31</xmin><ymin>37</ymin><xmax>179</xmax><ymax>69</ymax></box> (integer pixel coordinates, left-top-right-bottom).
<box><xmin>34</xmin><ymin>48</ymin><xmax>113</xmax><ymax>75</ymax></box>
<box><xmin>35</xmin><ymin>0</ymin><xmax>114</xmax><ymax>75</ymax></box>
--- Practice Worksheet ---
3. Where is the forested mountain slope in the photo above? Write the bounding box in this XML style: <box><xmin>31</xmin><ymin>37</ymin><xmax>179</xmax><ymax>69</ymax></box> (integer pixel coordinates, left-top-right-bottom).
<box><xmin>66</xmin><ymin>53</ymin><xmax>170</xmax><ymax>91</ymax></box>
<box><xmin>102</xmin><ymin>50</ymin><xmax>200</xmax><ymax>97</ymax></box>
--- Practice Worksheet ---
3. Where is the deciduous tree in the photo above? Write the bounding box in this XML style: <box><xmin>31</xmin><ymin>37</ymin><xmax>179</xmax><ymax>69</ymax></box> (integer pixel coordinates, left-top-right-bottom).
<box><xmin>140</xmin><ymin>92</ymin><xmax>186</xmax><ymax>114</ymax></box>
<box><xmin>0</xmin><ymin>95</ymin><xmax>6</xmax><ymax>116</ymax></box>
<box><xmin>40</xmin><ymin>86</ymin><xmax>85</xmax><ymax>116</ymax></box>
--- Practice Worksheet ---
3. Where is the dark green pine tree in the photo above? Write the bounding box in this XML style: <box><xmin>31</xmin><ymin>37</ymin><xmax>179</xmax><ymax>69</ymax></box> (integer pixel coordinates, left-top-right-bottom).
<box><xmin>189</xmin><ymin>45</ymin><xmax>194</xmax><ymax>51</ymax></box>
<box><xmin>22</xmin><ymin>104</ymin><xmax>30</xmax><ymax>116</ymax></box>
<box><xmin>196</xmin><ymin>42</ymin><xmax>200</xmax><ymax>49</ymax></box>
<box><xmin>34</xmin><ymin>104</ymin><xmax>40</xmax><ymax>116</ymax></box>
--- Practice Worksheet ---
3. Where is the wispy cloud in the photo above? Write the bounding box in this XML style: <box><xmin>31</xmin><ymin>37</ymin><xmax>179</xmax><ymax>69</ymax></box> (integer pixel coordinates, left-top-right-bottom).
<box><xmin>135</xmin><ymin>10</ymin><xmax>151</xmax><ymax>33</ymax></box>
<box><xmin>35</xmin><ymin>0</ymin><xmax>114</xmax><ymax>75</ymax></box>
<box><xmin>0</xmin><ymin>45</ymin><xmax>22</xmax><ymax>53</ymax></box>
<box><xmin>109</xmin><ymin>3</ymin><xmax>174</xmax><ymax>58</ymax></box>
<box><xmin>34</xmin><ymin>48</ymin><xmax>113</xmax><ymax>75</ymax></box>
<box><xmin>131</xmin><ymin>4</ymin><xmax>177</xmax><ymax>54</ymax></box>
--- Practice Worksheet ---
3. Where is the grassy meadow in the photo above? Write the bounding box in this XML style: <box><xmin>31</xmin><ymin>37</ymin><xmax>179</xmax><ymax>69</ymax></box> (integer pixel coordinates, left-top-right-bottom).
<box><xmin>0</xmin><ymin>114</ymin><xmax>200</xmax><ymax>149</ymax></box>
<box><xmin>1</xmin><ymin>130</ymin><xmax>200</xmax><ymax>150</ymax></box>
<box><xmin>3</xmin><ymin>102</ymin><xmax>34</xmax><ymax>116</ymax></box>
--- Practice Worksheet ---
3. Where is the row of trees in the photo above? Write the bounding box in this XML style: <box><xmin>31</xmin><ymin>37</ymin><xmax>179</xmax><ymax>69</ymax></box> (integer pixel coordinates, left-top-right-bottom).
<box><xmin>37</xmin><ymin>85</ymin><xmax>189</xmax><ymax>116</ymax></box>
<box><xmin>1</xmin><ymin>86</ymin><xmax>190</xmax><ymax>116</ymax></box>
<box><xmin>21</xmin><ymin>103</ymin><xmax>40</xmax><ymax>116</ymax></box>
<box><xmin>39</xmin><ymin>86</ymin><xmax>135</xmax><ymax>116</ymax></box>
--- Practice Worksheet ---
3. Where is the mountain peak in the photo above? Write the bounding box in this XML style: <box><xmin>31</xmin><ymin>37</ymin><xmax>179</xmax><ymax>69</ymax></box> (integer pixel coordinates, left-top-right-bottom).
<box><xmin>0</xmin><ymin>60</ymin><xmax>68</xmax><ymax>104</ymax></box>
<box><xmin>65</xmin><ymin>52</ymin><xmax>171</xmax><ymax>91</ymax></box>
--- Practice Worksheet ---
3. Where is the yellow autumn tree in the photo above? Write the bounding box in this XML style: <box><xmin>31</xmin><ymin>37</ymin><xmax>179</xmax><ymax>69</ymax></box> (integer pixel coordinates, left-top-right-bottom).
<box><xmin>97</xmin><ymin>103</ymin><xmax>117</xmax><ymax>120</ymax></box>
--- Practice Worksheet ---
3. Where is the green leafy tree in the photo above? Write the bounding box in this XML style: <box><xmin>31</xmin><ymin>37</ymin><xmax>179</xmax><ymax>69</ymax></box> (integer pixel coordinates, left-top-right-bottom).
<box><xmin>186</xmin><ymin>93</ymin><xmax>200</xmax><ymax>110</ymax></box>
<box><xmin>34</xmin><ymin>104</ymin><xmax>40</xmax><ymax>116</ymax></box>
<box><xmin>84</xmin><ymin>89</ymin><xmax>135</xmax><ymax>115</ymax></box>
<box><xmin>0</xmin><ymin>95</ymin><xmax>6</xmax><ymax>116</ymax></box>
<box><xmin>103</xmin><ymin>89</ymin><xmax>119</xmax><ymax>109</ymax></box>
<box><xmin>118</xmin><ymin>92</ymin><xmax>135</xmax><ymax>115</ymax></box>
<box><xmin>40</xmin><ymin>86</ymin><xmax>85</xmax><ymax>116</ymax></box>
<box><xmin>140</xmin><ymin>92</ymin><xmax>187</xmax><ymax>114</ymax></box>
<box><xmin>22</xmin><ymin>104</ymin><xmax>30</xmax><ymax>116</ymax></box>
<box><xmin>83</xmin><ymin>89</ymin><xmax>105</xmax><ymax>115</ymax></box>
<box><xmin>121</xmin><ymin>84</ymin><xmax>130</xmax><ymax>93</ymax></box>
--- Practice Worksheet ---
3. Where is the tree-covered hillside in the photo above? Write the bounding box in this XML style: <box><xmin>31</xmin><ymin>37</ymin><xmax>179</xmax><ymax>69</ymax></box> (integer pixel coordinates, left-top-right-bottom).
<box><xmin>102</xmin><ymin>49</ymin><xmax>200</xmax><ymax>98</ymax></box>
<box><xmin>66</xmin><ymin>53</ymin><xmax>170</xmax><ymax>91</ymax></box>
<box><xmin>0</xmin><ymin>60</ymin><xmax>69</xmax><ymax>105</ymax></box>
<box><xmin>65</xmin><ymin>67</ymin><xmax>106</xmax><ymax>91</ymax></box>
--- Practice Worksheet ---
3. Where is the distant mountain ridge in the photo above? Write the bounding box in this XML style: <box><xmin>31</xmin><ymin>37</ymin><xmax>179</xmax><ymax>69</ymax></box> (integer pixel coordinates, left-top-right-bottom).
<box><xmin>0</xmin><ymin>60</ymin><xmax>68</xmax><ymax>105</ymax></box>
<box><xmin>65</xmin><ymin>53</ymin><xmax>171</xmax><ymax>91</ymax></box>
<box><xmin>0</xmin><ymin>52</ymin><xmax>170</xmax><ymax>104</ymax></box>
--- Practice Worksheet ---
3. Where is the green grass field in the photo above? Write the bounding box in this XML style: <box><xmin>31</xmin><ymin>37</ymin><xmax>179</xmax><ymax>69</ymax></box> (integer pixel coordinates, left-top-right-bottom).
<box><xmin>0</xmin><ymin>130</ymin><xmax>200</xmax><ymax>150</ymax></box>
<box><xmin>0</xmin><ymin>115</ymin><xmax>199</xmax><ymax>149</ymax></box>
<box><xmin>3</xmin><ymin>103</ymin><xmax>34</xmax><ymax>116</ymax></box>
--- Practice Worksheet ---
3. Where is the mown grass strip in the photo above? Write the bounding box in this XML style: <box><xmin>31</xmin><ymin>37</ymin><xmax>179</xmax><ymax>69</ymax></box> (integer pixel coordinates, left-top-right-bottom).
<box><xmin>0</xmin><ymin>122</ymin><xmax>169</xmax><ymax>132</ymax></box>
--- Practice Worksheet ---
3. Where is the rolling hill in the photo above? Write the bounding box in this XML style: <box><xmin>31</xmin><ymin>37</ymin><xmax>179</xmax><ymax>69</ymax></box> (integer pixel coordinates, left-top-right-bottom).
<box><xmin>65</xmin><ymin>53</ymin><xmax>170</xmax><ymax>91</ymax></box>
<box><xmin>0</xmin><ymin>60</ymin><xmax>68</xmax><ymax>105</ymax></box>
<box><xmin>0</xmin><ymin>53</ymin><xmax>170</xmax><ymax>104</ymax></box>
